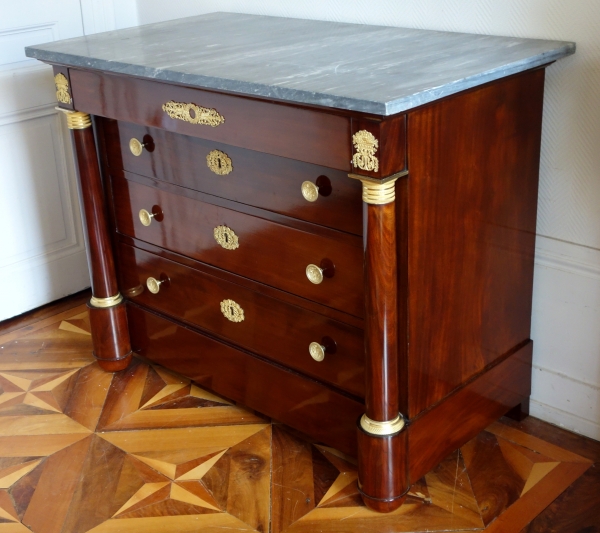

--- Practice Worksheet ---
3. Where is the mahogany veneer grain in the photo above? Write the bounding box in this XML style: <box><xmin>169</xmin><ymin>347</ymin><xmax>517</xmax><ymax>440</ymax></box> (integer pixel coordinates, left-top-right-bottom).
<box><xmin>70</xmin><ymin>69</ymin><xmax>352</xmax><ymax>169</ymax></box>
<box><xmin>69</xmin><ymin>119</ymin><xmax>132</xmax><ymax>371</ymax></box>
<box><xmin>104</xmin><ymin>120</ymin><xmax>363</xmax><ymax>235</ymax></box>
<box><xmin>117</xmin><ymin>242</ymin><xmax>365</xmax><ymax>397</ymax></box>
<box><xmin>127</xmin><ymin>303</ymin><xmax>365</xmax><ymax>456</ymax></box>
<box><xmin>40</xmin><ymin>55</ymin><xmax>555</xmax><ymax>511</ymax></box>
<box><xmin>350</xmin><ymin>114</ymin><xmax>407</xmax><ymax>179</ymax></box>
<box><xmin>111</xmin><ymin>175</ymin><xmax>365</xmax><ymax>317</ymax></box>
<box><xmin>406</xmin><ymin>69</ymin><xmax>544</xmax><ymax>417</ymax></box>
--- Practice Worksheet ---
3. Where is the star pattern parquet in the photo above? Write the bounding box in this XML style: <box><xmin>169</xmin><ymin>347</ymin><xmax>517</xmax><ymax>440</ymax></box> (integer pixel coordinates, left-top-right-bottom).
<box><xmin>0</xmin><ymin>305</ymin><xmax>592</xmax><ymax>532</ymax></box>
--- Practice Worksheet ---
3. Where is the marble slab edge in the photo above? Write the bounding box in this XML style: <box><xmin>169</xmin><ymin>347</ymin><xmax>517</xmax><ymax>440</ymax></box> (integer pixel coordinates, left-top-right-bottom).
<box><xmin>25</xmin><ymin>42</ymin><xmax>575</xmax><ymax>117</ymax></box>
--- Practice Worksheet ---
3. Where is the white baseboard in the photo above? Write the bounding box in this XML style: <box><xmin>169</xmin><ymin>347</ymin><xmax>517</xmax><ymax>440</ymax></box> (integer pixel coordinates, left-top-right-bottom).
<box><xmin>530</xmin><ymin>364</ymin><xmax>600</xmax><ymax>441</ymax></box>
<box><xmin>0</xmin><ymin>249</ymin><xmax>90</xmax><ymax>321</ymax></box>
<box><xmin>531</xmin><ymin>235</ymin><xmax>600</xmax><ymax>442</ymax></box>
<box><xmin>530</xmin><ymin>399</ymin><xmax>600</xmax><ymax>442</ymax></box>
<box><xmin>535</xmin><ymin>234</ymin><xmax>600</xmax><ymax>281</ymax></box>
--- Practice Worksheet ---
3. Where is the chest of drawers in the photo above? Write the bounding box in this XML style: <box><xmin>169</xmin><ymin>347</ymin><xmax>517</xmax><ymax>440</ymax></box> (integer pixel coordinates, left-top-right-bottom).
<box><xmin>26</xmin><ymin>13</ymin><xmax>574</xmax><ymax>512</ymax></box>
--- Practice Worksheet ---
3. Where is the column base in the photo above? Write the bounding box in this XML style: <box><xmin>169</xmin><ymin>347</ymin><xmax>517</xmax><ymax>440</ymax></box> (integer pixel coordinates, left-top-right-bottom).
<box><xmin>357</xmin><ymin>419</ymin><xmax>409</xmax><ymax>513</ymax></box>
<box><xmin>94</xmin><ymin>352</ymin><xmax>133</xmax><ymax>372</ymax></box>
<box><xmin>88</xmin><ymin>301</ymin><xmax>132</xmax><ymax>372</ymax></box>
<box><xmin>358</xmin><ymin>487</ymin><xmax>408</xmax><ymax>513</ymax></box>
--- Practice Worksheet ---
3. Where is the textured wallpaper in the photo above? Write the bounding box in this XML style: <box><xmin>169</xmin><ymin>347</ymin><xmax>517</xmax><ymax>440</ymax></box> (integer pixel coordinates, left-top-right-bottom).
<box><xmin>137</xmin><ymin>0</ymin><xmax>600</xmax><ymax>250</ymax></box>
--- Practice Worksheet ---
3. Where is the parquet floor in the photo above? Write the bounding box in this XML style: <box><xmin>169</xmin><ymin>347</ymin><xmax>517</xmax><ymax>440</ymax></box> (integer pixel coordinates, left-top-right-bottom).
<box><xmin>0</xmin><ymin>301</ymin><xmax>598</xmax><ymax>533</ymax></box>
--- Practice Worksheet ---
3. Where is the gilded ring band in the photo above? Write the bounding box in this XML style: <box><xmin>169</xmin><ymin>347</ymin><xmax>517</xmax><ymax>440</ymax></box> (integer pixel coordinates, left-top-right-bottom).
<box><xmin>89</xmin><ymin>293</ymin><xmax>123</xmax><ymax>308</ymax></box>
<box><xmin>360</xmin><ymin>414</ymin><xmax>405</xmax><ymax>436</ymax></box>
<box><xmin>56</xmin><ymin>108</ymin><xmax>92</xmax><ymax>130</ymax></box>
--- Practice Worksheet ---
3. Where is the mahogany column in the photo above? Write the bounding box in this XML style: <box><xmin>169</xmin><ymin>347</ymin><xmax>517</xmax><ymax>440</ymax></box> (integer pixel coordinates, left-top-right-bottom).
<box><xmin>354</xmin><ymin>174</ymin><xmax>408</xmax><ymax>512</ymax></box>
<box><xmin>61</xmin><ymin>110</ymin><xmax>132</xmax><ymax>371</ymax></box>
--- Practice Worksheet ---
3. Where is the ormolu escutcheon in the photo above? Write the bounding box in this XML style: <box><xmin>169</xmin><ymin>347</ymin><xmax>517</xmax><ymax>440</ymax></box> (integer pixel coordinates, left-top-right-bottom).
<box><xmin>206</xmin><ymin>149</ymin><xmax>233</xmax><ymax>175</ymax></box>
<box><xmin>162</xmin><ymin>101</ymin><xmax>224</xmax><ymax>127</ymax></box>
<box><xmin>220</xmin><ymin>299</ymin><xmax>245</xmax><ymax>322</ymax></box>
<box><xmin>214</xmin><ymin>225</ymin><xmax>239</xmax><ymax>250</ymax></box>
<box><xmin>54</xmin><ymin>73</ymin><xmax>71</xmax><ymax>105</ymax></box>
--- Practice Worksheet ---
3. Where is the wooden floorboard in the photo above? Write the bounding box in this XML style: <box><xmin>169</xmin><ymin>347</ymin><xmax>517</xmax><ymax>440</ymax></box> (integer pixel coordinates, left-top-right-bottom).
<box><xmin>0</xmin><ymin>300</ymin><xmax>598</xmax><ymax>532</ymax></box>
<box><xmin>0</xmin><ymin>289</ymin><xmax>91</xmax><ymax>338</ymax></box>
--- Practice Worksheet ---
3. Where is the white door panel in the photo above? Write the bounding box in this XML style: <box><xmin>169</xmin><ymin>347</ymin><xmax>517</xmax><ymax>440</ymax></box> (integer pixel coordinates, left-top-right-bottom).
<box><xmin>0</xmin><ymin>1</ymin><xmax>91</xmax><ymax>320</ymax></box>
<box><xmin>0</xmin><ymin>114</ymin><xmax>79</xmax><ymax>265</ymax></box>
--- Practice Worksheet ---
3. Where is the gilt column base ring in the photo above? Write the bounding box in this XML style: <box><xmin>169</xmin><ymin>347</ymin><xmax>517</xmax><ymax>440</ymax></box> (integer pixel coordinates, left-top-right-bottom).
<box><xmin>89</xmin><ymin>293</ymin><xmax>124</xmax><ymax>308</ymax></box>
<box><xmin>360</xmin><ymin>413</ymin><xmax>406</xmax><ymax>436</ymax></box>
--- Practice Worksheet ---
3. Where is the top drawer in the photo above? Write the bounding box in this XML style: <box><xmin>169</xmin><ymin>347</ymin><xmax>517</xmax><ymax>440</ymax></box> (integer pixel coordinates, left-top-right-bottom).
<box><xmin>70</xmin><ymin>69</ymin><xmax>351</xmax><ymax>170</ymax></box>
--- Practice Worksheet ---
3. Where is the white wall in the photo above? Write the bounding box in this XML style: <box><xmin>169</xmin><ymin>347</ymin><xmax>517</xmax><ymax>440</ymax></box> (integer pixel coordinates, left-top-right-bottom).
<box><xmin>122</xmin><ymin>0</ymin><xmax>600</xmax><ymax>440</ymax></box>
<box><xmin>80</xmin><ymin>0</ymin><xmax>139</xmax><ymax>33</ymax></box>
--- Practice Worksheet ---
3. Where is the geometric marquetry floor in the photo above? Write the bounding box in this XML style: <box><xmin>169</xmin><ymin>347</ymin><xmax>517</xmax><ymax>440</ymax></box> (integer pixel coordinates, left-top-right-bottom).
<box><xmin>0</xmin><ymin>304</ymin><xmax>594</xmax><ymax>533</ymax></box>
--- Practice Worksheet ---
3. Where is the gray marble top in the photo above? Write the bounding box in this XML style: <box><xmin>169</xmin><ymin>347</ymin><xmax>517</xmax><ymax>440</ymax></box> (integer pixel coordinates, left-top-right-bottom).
<box><xmin>25</xmin><ymin>12</ymin><xmax>575</xmax><ymax>115</ymax></box>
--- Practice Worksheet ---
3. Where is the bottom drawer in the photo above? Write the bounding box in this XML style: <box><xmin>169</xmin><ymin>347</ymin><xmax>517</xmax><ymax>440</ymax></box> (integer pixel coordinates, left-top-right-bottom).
<box><xmin>127</xmin><ymin>304</ymin><xmax>363</xmax><ymax>456</ymax></box>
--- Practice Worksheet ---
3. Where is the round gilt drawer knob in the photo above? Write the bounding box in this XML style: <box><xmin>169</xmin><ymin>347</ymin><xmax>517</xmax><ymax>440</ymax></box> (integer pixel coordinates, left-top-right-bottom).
<box><xmin>139</xmin><ymin>209</ymin><xmax>155</xmax><ymax>226</ymax></box>
<box><xmin>129</xmin><ymin>138</ymin><xmax>146</xmax><ymax>156</ymax></box>
<box><xmin>309</xmin><ymin>342</ymin><xmax>326</xmax><ymax>362</ymax></box>
<box><xmin>301</xmin><ymin>181</ymin><xmax>319</xmax><ymax>202</ymax></box>
<box><xmin>306</xmin><ymin>264</ymin><xmax>324</xmax><ymax>284</ymax></box>
<box><xmin>146</xmin><ymin>277</ymin><xmax>163</xmax><ymax>294</ymax></box>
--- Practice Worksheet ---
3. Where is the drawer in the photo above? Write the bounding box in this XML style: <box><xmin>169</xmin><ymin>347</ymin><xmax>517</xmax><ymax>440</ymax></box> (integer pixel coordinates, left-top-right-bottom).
<box><xmin>105</xmin><ymin>120</ymin><xmax>363</xmax><ymax>235</ymax></box>
<box><xmin>117</xmin><ymin>242</ymin><xmax>365</xmax><ymax>397</ymax></box>
<box><xmin>71</xmin><ymin>69</ymin><xmax>351</xmax><ymax>169</ymax></box>
<box><xmin>112</xmin><ymin>176</ymin><xmax>365</xmax><ymax>317</ymax></box>
<box><xmin>127</xmin><ymin>304</ymin><xmax>363</xmax><ymax>456</ymax></box>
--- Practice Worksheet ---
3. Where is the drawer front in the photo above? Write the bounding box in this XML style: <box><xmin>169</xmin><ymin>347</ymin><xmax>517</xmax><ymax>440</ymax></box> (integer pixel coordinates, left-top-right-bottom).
<box><xmin>117</xmin><ymin>243</ymin><xmax>365</xmax><ymax>397</ymax></box>
<box><xmin>112</xmin><ymin>177</ymin><xmax>365</xmax><ymax>317</ymax></box>
<box><xmin>127</xmin><ymin>304</ymin><xmax>363</xmax><ymax>456</ymax></box>
<box><xmin>105</xmin><ymin>120</ymin><xmax>363</xmax><ymax>236</ymax></box>
<box><xmin>71</xmin><ymin>69</ymin><xmax>351</xmax><ymax>170</ymax></box>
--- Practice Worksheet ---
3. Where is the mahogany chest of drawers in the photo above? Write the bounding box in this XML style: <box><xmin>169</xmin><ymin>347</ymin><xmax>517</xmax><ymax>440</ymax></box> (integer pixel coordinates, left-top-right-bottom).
<box><xmin>26</xmin><ymin>13</ymin><xmax>574</xmax><ymax>512</ymax></box>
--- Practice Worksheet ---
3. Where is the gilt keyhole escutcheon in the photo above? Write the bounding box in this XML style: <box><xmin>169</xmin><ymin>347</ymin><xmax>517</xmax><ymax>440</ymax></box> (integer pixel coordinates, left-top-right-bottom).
<box><xmin>220</xmin><ymin>299</ymin><xmax>244</xmax><ymax>322</ymax></box>
<box><xmin>214</xmin><ymin>225</ymin><xmax>239</xmax><ymax>250</ymax></box>
<box><xmin>207</xmin><ymin>149</ymin><xmax>233</xmax><ymax>175</ymax></box>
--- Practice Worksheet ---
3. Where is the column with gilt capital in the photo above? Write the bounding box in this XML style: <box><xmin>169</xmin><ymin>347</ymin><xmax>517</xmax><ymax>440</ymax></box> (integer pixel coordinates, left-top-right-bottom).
<box><xmin>349</xmin><ymin>122</ymin><xmax>409</xmax><ymax>512</ymax></box>
<box><xmin>58</xmin><ymin>99</ymin><xmax>132</xmax><ymax>372</ymax></box>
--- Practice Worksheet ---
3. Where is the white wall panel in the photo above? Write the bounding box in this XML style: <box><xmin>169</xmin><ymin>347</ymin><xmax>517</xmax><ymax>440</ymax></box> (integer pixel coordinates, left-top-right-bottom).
<box><xmin>79</xmin><ymin>0</ymin><xmax>139</xmax><ymax>33</ymax></box>
<box><xmin>0</xmin><ymin>23</ymin><xmax>57</xmax><ymax>72</ymax></box>
<box><xmin>0</xmin><ymin>66</ymin><xmax>55</xmax><ymax>117</ymax></box>
<box><xmin>0</xmin><ymin>107</ymin><xmax>89</xmax><ymax>318</ymax></box>
<box><xmin>134</xmin><ymin>0</ymin><xmax>600</xmax><ymax>440</ymax></box>
<box><xmin>80</xmin><ymin>0</ymin><xmax>117</xmax><ymax>35</ymax></box>
<box><xmin>1</xmin><ymin>113</ymin><xmax>70</xmax><ymax>264</ymax></box>
<box><xmin>532</xmin><ymin>236</ymin><xmax>600</xmax><ymax>438</ymax></box>
<box><xmin>0</xmin><ymin>1</ymin><xmax>84</xmax><ymax>75</ymax></box>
